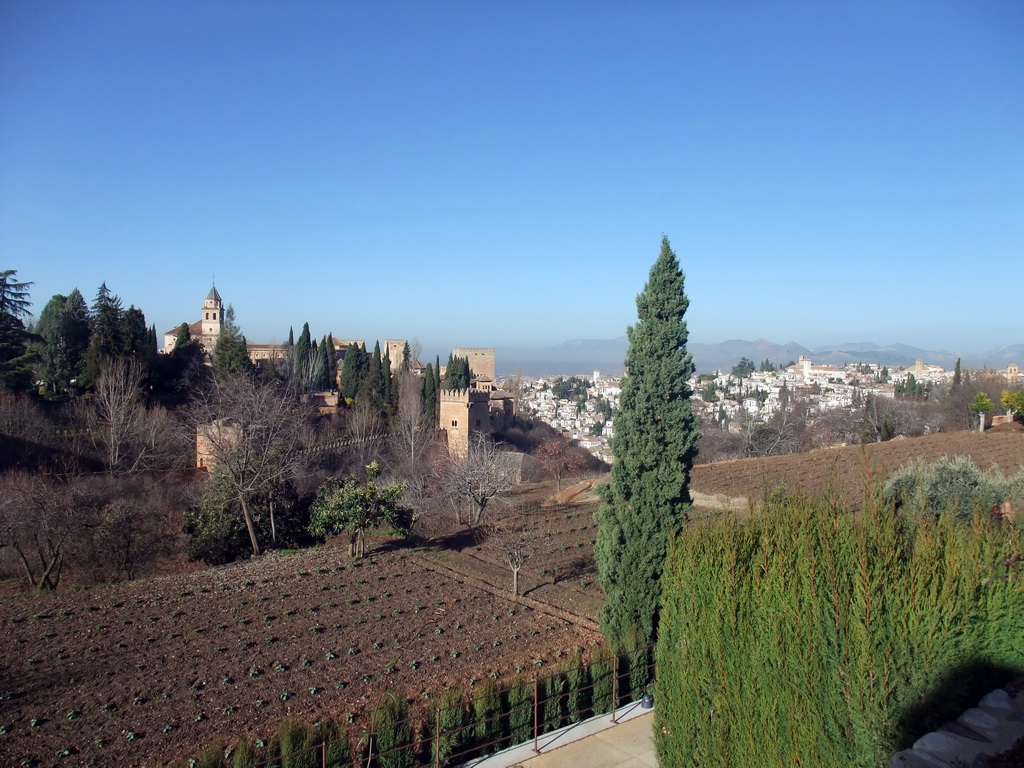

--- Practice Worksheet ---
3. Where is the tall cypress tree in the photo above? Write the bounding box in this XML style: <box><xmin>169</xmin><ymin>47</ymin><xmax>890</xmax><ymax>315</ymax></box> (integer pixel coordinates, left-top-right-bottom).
<box><xmin>422</xmin><ymin>363</ymin><xmax>438</xmax><ymax>427</ymax></box>
<box><xmin>312</xmin><ymin>338</ymin><xmax>330</xmax><ymax>391</ymax></box>
<box><xmin>594</xmin><ymin>236</ymin><xmax>699</xmax><ymax>652</ymax></box>
<box><xmin>382</xmin><ymin>348</ymin><xmax>393</xmax><ymax>408</ymax></box>
<box><xmin>292</xmin><ymin>322</ymin><xmax>312</xmax><ymax>387</ymax></box>
<box><xmin>364</xmin><ymin>341</ymin><xmax>385</xmax><ymax>407</ymax></box>
<box><xmin>324</xmin><ymin>334</ymin><xmax>337</xmax><ymax>390</ymax></box>
<box><xmin>340</xmin><ymin>342</ymin><xmax>366</xmax><ymax>401</ymax></box>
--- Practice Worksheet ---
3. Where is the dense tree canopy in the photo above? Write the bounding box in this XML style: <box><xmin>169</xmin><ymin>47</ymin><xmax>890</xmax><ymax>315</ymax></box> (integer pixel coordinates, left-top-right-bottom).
<box><xmin>31</xmin><ymin>289</ymin><xmax>90</xmax><ymax>395</ymax></box>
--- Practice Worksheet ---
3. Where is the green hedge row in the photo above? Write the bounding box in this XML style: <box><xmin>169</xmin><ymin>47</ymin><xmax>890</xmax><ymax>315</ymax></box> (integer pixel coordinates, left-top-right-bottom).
<box><xmin>162</xmin><ymin>644</ymin><xmax>651</xmax><ymax>767</ymax></box>
<box><xmin>654</xmin><ymin>492</ymin><xmax>1024</xmax><ymax>768</ymax></box>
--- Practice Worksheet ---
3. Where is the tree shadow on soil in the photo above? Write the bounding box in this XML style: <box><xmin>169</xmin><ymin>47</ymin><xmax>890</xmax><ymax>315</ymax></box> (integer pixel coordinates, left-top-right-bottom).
<box><xmin>412</xmin><ymin>529</ymin><xmax>479</xmax><ymax>553</ymax></box>
<box><xmin>894</xmin><ymin>659</ymin><xmax>1023</xmax><ymax>750</ymax></box>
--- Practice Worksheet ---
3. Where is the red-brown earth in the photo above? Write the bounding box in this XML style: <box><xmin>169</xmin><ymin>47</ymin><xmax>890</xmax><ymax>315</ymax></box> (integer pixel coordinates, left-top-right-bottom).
<box><xmin>3</xmin><ymin>427</ymin><xmax>1022</xmax><ymax>766</ymax></box>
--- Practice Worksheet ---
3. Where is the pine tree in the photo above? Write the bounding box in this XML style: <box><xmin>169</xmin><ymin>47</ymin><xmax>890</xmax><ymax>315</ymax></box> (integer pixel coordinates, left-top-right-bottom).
<box><xmin>79</xmin><ymin>283</ymin><xmax>125</xmax><ymax>388</ymax></box>
<box><xmin>953</xmin><ymin>358</ymin><xmax>962</xmax><ymax>389</ymax></box>
<box><xmin>0</xmin><ymin>270</ymin><xmax>34</xmax><ymax>390</ymax></box>
<box><xmin>401</xmin><ymin>340</ymin><xmax>411</xmax><ymax>370</ymax></box>
<box><xmin>595</xmin><ymin>236</ymin><xmax>699</xmax><ymax>652</ymax></box>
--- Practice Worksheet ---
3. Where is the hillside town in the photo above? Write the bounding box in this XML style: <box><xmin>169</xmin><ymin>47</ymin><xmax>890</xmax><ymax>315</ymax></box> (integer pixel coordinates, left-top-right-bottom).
<box><xmin>515</xmin><ymin>356</ymin><xmax>1023</xmax><ymax>461</ymax></box>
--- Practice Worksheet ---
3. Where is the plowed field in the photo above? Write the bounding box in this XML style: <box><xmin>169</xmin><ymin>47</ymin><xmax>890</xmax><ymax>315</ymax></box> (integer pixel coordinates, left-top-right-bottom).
<box><xmin>0</xmin><ymin>543</ymin><xmax>599</xmax><ymax>768</ymax></box>
<box><xmin>690</xmin><ymin>425</ymin><xmax>1024</xmax><ymax>511</ymax></box>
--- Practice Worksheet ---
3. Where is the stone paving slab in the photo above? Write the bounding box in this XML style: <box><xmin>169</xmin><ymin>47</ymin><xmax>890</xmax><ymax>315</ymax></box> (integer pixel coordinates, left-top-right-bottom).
<box><xmin>465</xmin><ymin>702</ymin><xmax>655</xmax><ymax>768</ymax></box>
<box><xmin>888</xmin><ymin>678</ymin><xmax>1024</xmax><ymax>767</ymax></box>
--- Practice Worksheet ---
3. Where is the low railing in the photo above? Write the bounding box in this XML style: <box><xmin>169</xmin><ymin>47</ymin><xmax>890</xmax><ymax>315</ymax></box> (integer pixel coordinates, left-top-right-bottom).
<box><xmin>213</xmin><ymin>644</ymin><xmax>656</xmax><ymax>768</ymax></box>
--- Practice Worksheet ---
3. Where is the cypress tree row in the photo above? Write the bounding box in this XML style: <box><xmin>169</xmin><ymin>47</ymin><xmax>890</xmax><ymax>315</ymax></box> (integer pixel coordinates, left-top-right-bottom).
<box><xmin>595</xmin><ymin>235</ymin><xmax>699</xmax><ymax>652</ymax></box>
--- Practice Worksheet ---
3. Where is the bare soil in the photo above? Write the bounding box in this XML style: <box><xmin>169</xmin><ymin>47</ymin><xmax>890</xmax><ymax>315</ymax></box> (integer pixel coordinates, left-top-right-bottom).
<box><xmin>5</xmin><ymin>428</ymin><xmax>1021</xmax><ymax>766</ymax></box>
<box><xmin>0</xmin><ymin>534</ymin><xmax>600</xmax><ymax>768</ymax></box>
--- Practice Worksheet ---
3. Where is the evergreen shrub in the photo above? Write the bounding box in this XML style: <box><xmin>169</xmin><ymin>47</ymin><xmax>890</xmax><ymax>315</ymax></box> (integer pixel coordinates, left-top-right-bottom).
<box><xmin>564</xmin><ymin>657</ymin><xmax>590</xmax><ymax>722</ymax></box>
<box><xmin>369</xmin><ymin>693</ymin><xmax>413</xmax><ymax>768</ymax></box>
<box><xmin>506</xmin><ymin>678</ymin><xmax>533</xmax><ymax>746</ymax></box>
<box><xmin>655</xmin><ymin>492</ymin><xmax>1024</xmax><ymax>768</ymax></box>
<box><xmin>471</xmin><ymin>680</ymin><xmax>503</xmax><ymax>754</ymax></box>
<box><xmin>540</xmin><ymin>671</ymin><xmax>566</xmax><ymax>733</ymax></box>
<box><xmin>278</xmin><ymin>717</ymin><xmax>317</xmax><ymax>768</ymax></box>
<box><xmin>313</xmin><ymin>719</ymin><xmax>350</xmax><ymax>768</ymax></box>
<box><xmin>589</xmin><ymin>646</ymin><xmax>614</xmax><ymax>715</ymax></box>
<box><xmin>431</xmin><ymin>687</ymin><xmax>469</xmax><ymax>766</ymax></box>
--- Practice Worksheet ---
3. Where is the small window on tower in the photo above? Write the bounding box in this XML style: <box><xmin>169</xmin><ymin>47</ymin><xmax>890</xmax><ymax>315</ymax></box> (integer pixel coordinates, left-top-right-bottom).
<box><xmin>451</xmin><ymin>420</ymin><xmax>458</xmax><ymax>427</ymax></box>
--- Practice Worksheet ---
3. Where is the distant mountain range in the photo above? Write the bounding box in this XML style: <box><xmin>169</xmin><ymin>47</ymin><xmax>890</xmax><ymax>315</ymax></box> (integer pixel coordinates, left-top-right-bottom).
<box><xmin>495</xmin><ymin>338</ymin><xmax>1024</xmax><ymax>377</ymax></box>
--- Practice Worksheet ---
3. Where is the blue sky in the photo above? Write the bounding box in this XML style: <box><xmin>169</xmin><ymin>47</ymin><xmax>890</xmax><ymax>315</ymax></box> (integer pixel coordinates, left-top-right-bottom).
<box><xmin>2</xmin><ymin>1</ymin><xmax>1021</xmax><ymax>363</ymax></box>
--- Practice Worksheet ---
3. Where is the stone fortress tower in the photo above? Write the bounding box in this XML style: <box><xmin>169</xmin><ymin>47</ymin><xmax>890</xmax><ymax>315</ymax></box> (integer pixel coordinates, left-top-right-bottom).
<box><xmin>438</xmin><ymin>347</ymin><xmax>516</xmax><ymax>457</ymax></box>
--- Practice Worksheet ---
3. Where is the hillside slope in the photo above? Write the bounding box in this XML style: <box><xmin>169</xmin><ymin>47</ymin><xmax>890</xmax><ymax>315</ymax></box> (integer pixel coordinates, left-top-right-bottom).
<box><xmin>690</xmin><ymin>426</ymin><xmax>1024</xmax><ymax>510</ymax></box>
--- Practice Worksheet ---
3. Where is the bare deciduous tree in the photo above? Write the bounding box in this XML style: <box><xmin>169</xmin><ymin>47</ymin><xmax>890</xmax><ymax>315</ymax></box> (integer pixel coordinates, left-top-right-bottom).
<box><xmin>186</xmin><ymin>374</ymin><xmax>311</xmax><ymax>557</ymax></box>
<box><xmin>438</xmin><ymin>435</ymin><xmax>519</xmax><ymax>528</ymax></box>
<box><xmin>0</xmin><ymin>473</ymin><xmax>73</xmax><ymax>589</ymax></box>
<box><xmin>82</xmin><ymin>358</ymin><xmax>185</xmax><ymax>473</ymax></box>
<box><xmin>386</xmin><ymin>366</ymin><xmax>439</xmax><ymax>505</ymax></box>
<box><xmin>345</xmin><ymin>398</ymin><xmax>385</xmax><ymax>473</ymax></box>
<box><xmin>485</xmin><ymin>511</ymin><xmax>536</xmax><ymax>597</ymax></box>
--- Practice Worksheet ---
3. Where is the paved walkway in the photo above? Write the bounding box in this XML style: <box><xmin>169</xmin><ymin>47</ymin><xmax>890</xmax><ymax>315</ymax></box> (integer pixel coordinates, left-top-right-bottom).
<box><xmin>467</xmin><ymin>702</ymin><xmax>656</xmax><ymax>768</ymax></box>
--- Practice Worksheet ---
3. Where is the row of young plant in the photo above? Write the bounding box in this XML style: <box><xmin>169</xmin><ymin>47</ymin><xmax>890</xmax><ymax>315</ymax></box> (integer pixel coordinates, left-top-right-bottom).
<box><xmin>654</xmin><ymin>488</ymin><xmax>1024</xmax><ymax>768</ymax></box>
<box><xmin>160</xmin><ymin>643</ymin><xmax>654</xmax><ymax>768</ymax></box>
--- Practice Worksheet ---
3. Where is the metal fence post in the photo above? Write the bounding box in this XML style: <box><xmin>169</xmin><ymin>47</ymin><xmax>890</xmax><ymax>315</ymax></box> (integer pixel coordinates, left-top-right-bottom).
<box><xmin>434</xmin><ymin>704</ymin><xmax>441</xmax><ymax>768</ymax></box>
<box><xmin>533</xmin><ymin>676</ymin><xmax>540</xmax><ymax>753</ymax></box>
<box><xmin>611</xmin><ymin>652</ymin><xmax>619</xmax><ymax>724</ymax></box>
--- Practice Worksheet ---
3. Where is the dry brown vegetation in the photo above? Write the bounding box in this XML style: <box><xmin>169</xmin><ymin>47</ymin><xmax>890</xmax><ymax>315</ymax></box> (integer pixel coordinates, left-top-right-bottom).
<box><xmin>690</xmin><ymin>423</ymin><xmax>1024</xmax><ymax>512</ymax></box>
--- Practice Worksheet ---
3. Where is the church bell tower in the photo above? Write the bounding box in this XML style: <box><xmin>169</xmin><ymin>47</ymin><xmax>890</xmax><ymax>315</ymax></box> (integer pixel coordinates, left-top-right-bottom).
<box><xmin>201</xmin><ymin>285</ymin><xmax>224</xmax><ymax>351</ymax></box>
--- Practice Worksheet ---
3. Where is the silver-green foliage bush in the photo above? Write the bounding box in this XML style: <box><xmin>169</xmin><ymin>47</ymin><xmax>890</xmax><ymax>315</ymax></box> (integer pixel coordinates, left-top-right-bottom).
<box><xmin>883</xmin><ymin>455</ymin><xmax>1024</xmax><ymax>524</ymax></box>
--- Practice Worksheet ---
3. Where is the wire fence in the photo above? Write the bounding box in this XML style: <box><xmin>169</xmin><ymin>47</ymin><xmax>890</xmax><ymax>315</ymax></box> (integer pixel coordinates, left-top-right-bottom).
<box><xmin>205</xmin><ymin>644</ymin><xmax>656</xmax><ymax>768</ymax></box>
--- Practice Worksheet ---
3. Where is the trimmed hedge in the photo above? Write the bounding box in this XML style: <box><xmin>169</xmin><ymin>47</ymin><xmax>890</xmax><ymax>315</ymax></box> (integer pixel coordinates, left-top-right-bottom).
<box><xmin>655</xmin><ymin>492</ymin><xmax>1024</xmax><ymax>768</ymax></box>
<box><xmin>176</xmin><ymin>644</ymin><xmax>650</xmax><ymax>768</ymax></box>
